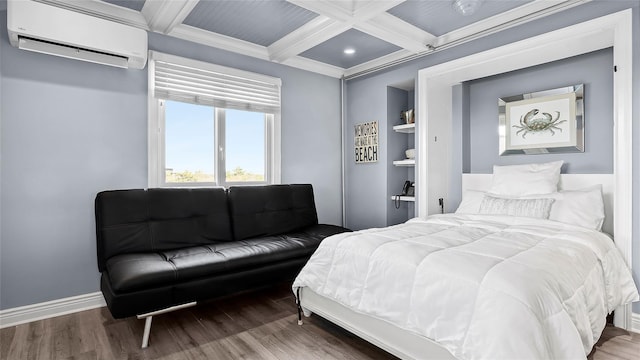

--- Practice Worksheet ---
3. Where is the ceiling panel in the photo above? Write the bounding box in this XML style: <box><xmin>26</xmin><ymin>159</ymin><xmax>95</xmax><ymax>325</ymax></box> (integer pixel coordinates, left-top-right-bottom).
<box><xmin>388</xmin><ymin>0</ymin><xmax>533</xmax><ymax>36</ymax></box>
<box><xmin>48</xmin><ymin>0</ymin><xmax>581</xmax><ymax>77</ymax></box>
<box><xmin>299</xmin><ymin>29</ymin><xmax>402</xmax><ymax>69</ymax></box>
<box><xmin>101</xmin><ymin>0</ymin><xmax>146</xmax><ymax>12</ymax></box>
<box><xmin>183</xmin><ymin>0</ymin><xmax>319</xmax><ymax>47</ymax></box>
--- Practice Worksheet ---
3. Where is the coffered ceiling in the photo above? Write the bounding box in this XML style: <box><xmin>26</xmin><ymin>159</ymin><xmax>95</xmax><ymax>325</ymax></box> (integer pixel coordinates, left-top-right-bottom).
<box><xmin>38</xmin><ymin>0</ymin><xmax>592</xmax><ymax>78</ymax></box>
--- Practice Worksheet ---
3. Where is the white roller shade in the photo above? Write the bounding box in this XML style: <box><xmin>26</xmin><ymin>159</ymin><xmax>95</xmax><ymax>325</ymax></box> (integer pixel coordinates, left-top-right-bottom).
<box><xmin>150</xmin><ymin>51</ymin><xmax>281</xmax><ymax>113</ymax></box>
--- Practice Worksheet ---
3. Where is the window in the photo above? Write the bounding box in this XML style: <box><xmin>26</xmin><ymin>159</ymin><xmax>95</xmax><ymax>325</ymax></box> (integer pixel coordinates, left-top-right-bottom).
<box><xmin>148</xmin><ymin>51</ymin><xmax>281</xmax><ymax>187</ymax></box>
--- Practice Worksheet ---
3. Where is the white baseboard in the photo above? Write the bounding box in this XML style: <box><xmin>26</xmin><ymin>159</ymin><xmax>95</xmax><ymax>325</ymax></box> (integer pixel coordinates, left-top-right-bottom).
<box><xmin>0</xmin><ymin>292</ymin><xmax>106</xmax><ymax>329</ymax></box>
<box><xmin>632</xmin><ymin>312</ymin><xmax>640</xmax><ymax>334</ymax></box>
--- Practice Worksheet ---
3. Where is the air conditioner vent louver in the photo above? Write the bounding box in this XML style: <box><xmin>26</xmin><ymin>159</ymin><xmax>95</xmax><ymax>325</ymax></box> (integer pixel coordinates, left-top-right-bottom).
<box><xmin>19</xmin><ymin>35</ymin><xmax>129</xmax><ymax>60</ymax></box>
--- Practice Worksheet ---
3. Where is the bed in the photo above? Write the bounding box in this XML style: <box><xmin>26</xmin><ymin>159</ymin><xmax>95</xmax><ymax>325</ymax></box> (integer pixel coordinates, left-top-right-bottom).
<box><xmin>293</xmin><ymin>162</ymin><xmax>639</xmax><ymax>359</ymax></box>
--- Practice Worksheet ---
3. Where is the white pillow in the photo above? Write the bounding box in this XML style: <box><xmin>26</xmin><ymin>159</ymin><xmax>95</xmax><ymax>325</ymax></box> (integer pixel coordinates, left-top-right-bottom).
<box><xmin>478</xmin><ymin>195</ymin><xmax>555</xmax><ymax>219</ymax></box>
<box><xmin>455</xmin><ymin>185</ymin><xmax>606</xmax><ymax>231</ymax></box>
<box><xmin>455</xmin><ymin>190</ymin><xmax>485</xmax><ymax>214</ymax></box>
<box><xmin>488</xmin><ymin>161</ymin><xmax>563</xmax><ymax>196</ymax></box>
<box><xmin>545</xmin><ymin>185</ymin><xmax>605</xmax><ymax>231</ymax></box>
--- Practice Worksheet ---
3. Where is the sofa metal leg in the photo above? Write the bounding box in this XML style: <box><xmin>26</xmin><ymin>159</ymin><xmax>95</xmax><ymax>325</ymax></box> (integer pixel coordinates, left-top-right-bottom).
<box><xmin>136</xmin><ymin>301</ymin><xmax>197</xmax><ymax>349</ymax></box>
<box><xmin>141</xmin><ymin>316</ymin><xmax>152</xmax><ymax>348</ymax></box>
<box><xmin>296</xmin><ymin>287</ymin><xmax>303</xmax><ymax>325</ymax></box>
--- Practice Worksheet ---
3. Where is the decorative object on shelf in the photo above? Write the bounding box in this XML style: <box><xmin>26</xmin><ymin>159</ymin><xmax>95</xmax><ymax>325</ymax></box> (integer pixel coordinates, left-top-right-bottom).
<box><xmin>499</xmin><ymin>84</ymin><xmax>584</xmax><ymax>155</ymax></box>
<box><xmin>401</xmin><ymin>109</ymin><xmax>414</xmax><ymax>124</ymax></box>
<box><xmin>393</xmin><ymin>181</ymin><xmax>415</xmax><ymax>209</ymax></box>
<box><xmin>452</xmin><ymin>0</ymin><xmax>483</xmax><ymax>16</ymax></box>
<box><xmin>354</xmin><ymin>121</ymin><xmax>378</xmax><ymax>163</ymax></box>
<box><xmin>401</xmin><ymin>180</ymin><xmax>415</xmax><ymax>197</ymax></box>
<box><xmin>405</xmin><ymin>148</ymin><xmax>415</xmax><ymax>159</ymax></box>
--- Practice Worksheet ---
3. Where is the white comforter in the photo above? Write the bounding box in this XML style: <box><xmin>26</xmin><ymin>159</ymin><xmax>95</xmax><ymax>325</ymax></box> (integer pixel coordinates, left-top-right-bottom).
<box><xmin>293</xmin><ymin>214</ymin><xmax>639</xmax><ymax>359</ymax></box>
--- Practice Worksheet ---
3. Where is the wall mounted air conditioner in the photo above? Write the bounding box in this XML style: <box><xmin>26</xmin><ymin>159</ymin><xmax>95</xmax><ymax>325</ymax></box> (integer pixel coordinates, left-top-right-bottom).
<box><xmin>7</xmin><ymin>0</ymin><xmax>148</xmax><ymax>69</ymax></box>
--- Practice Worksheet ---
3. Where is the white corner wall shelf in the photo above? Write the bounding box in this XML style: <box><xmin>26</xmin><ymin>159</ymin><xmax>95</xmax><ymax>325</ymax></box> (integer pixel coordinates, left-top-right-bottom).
<box><xmin>392</xmin><ymin>123</ymin><xmax>415</xmax><ymax>133</ymax></box>
<box><xmin>389</xmin><ymin>196</ymin><xmax>415</xmax><ymax>202</ymax></box>
<box><xmin>393</xmin><ymin>159</ymin><xmax>415</xmax><ymax>166</ymax></box>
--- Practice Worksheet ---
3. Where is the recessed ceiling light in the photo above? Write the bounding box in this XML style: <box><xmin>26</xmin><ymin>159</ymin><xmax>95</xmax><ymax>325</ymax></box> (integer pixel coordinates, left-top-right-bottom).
<box><xmin>452</xmin><ymin>0</ymin><xmax>483</xmax><ymax>16</ymax></box>
<box><xmin>344</xmin><ymin>48</ymin><xmax>356</xmax><ymax>55</ymax></box>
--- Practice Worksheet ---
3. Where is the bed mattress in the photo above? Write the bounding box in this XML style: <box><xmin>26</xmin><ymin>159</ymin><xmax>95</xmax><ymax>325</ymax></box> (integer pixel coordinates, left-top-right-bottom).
<box><xmin>293</xmin><ymin>214</ymin><xmax>639</xmax><ymax>359</ymax></box>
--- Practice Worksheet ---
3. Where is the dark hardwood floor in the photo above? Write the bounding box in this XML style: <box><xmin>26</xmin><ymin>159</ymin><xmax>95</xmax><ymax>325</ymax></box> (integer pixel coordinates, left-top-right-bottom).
<box><xmin>1</xmin><ymin>284</ymin><xmax>638</xmax><ymax>360</ymax></box>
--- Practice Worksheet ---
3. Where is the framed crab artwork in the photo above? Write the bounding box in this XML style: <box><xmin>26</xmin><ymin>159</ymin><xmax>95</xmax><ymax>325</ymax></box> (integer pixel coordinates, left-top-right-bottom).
<box><xmin>498</xmin><ymin>84</ymin><xmax>584</xmax><ymax>155</ymax></box>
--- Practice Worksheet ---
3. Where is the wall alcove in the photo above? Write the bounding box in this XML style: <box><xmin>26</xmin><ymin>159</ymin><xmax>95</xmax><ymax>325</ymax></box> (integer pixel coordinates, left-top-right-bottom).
<box><xmin>416</xmin><ymin>9</ymin><xmax>633</xmax><ymax>329</ymax></box>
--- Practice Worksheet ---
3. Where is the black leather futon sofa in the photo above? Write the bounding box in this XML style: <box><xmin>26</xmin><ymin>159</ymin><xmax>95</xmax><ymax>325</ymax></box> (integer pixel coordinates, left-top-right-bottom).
<box><xmin>95</xmin><ymin>184</ymin><xmax>349</xmax><ymax>346</ymax></box>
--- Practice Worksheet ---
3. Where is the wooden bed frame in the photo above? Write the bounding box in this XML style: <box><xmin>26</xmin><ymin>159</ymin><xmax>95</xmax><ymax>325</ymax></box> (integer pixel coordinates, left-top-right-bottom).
<box><xmin>298</xmin><ymin>174</ymin><xmax>614</xmax><ymax>359</ymax></box>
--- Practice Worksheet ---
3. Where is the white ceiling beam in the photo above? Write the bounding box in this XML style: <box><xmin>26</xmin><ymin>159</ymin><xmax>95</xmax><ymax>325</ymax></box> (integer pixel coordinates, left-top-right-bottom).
<box><xmin>142</xmin><ymin>0</ymin><xmax>200</xmax><ymax>34</ymax></box>
<box><xmin>287</xmin><ymin>0</ymin><xmax>355</xmax><ymax>23</ymax></box>
<box><xmin>355</xmin><ymin>12</ymin><xmax>436</xmax><ymax>53</ymax></box>
<box><xmin>169</xmin><ymin>24</ymin><xmax>270</xmax><ymax>60</ymax></box>
<box><xmin>268</xmin><ymin>16</ymin><xmax>351</xmax><ymax>63</ymax></box>
<box><xmin>344</xmin><ymin>0</ymin><xmax>594</xmax><ymax>79</ymax></box>
<box><xmin>351</xmin><ymin>0</ymin><xmax>406</xmax><ymax>19</ymax></box>
<box><xmin>37</xmin><ymin>0</ymin><xmax>149</xmax><ymax>29</ymax></box>
<box><xmin>273</xmin><ymin>0</ymin><xmax>408</xmax><ymax>63</ymax></box>
<box><xmin>280</xmin><ymin>56</ymin><xmax>346</xmax><ymax>78</ymax></box>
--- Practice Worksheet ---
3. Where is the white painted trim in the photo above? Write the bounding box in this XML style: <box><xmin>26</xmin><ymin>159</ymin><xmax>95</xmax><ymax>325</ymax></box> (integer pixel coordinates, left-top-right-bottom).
<box><xmin>141</xmin><ymin>0</ymin><xmax>199</xmax><ymax>34</ymax></box>
<box><xmin>300</xmin><ymin>287</ymin><xmax>456</xmax><ymax>360</ymax></box>
<box><xmin>147</xmin><ymin>55</ymin><xmax>162</xmax><ymax>188</ymax></box>
<box><xmin>632</xmin><ymin>313</ymin><xmax>640</xmax><ymax>334</ymax></box>
<box><xmin>417</xmin><ymin>9</ymin><xmax>633</xmax><ymax>329</ymax></box>
<box><xmin>343</xmin><ymin>49</ymin><xmax>415</xmax><ymax>78</ymax></box>
<box><xmin>169</xmin><ymin>24</ymin><xmax>270</xmax><ymax>61</ymax></box>
<box><xmin>611</xmin><ymin>9</ymin><xmax>634</xmax><ymax>331</ymax></box>
<box><xmin>40</xmin><ymin>0</ymin><xmax>149</xmax><ymax>30</ymax></box>
<box><xmin>0</xmin><ymin>292</ymin><xmax>106</xmax><ymax>329</ymax></box>
<box><xmin>435</xmin><ymin>0</ymin><xmax>591</xmax><ymax>48</ymax></box>
<box><xmin>36</xmin><ymin>0</ymin><xmax>601</xmax><ymax>79</ymax></box>
<box><xmin>279</xmin><ymin>56</ymin><xmax>345</xmax><ymax>79</ymax></box>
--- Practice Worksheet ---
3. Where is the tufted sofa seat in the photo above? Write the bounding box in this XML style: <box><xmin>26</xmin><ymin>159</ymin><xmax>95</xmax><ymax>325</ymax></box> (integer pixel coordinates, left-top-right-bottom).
<box><xmin>96</xmin><ymin>184</ymin><xmax>349</xmax><ymax>320</ymax></box>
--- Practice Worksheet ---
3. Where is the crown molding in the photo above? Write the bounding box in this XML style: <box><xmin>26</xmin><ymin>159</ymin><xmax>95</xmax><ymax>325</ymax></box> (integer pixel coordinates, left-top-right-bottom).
<box><xmin>343</xmin><ymin>48</ymin><xmax>416</xmax><ymax>78</ymax></box>
<box><xmin>435</xmin><ymin>0</ymin><xmax>592</xmax><ymax>48</ymax></box>
<box><xmin>31</xmin><ymin>0</ymin><xmax>598</xmax><ymax>80</ymax></box>
<box><xmin>142</xmin><ymin>0</ymin><xmax>199</xmax><ymax>34</ymax></box>
<box><xmin>342</xmin><ymin>0</ymin><xmax>595</xmax><ymax>79</ymax></box>
<box><xmin>37</xmin><ymin>0</ymin><xmax>148</xmax><ymax>29</ymax></box>
<box><xmin>168</xmin><ymin>23</ymin><xmax>345</xmax><ymax>78</ymax></box>
<box><xmin>169</xmin><ymin>24</ymin><xmax>270</xmax><ymax>60</ymax></box>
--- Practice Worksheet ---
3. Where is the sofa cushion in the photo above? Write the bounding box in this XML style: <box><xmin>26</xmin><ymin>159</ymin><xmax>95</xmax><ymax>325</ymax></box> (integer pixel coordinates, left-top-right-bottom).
<box><xmin>105</xmin><ymin>225</ymin><xmax>346</xmax><ymax>293</ymax></box>
<box><xmin>96</xmin><ymin>188</ymin><xmax>233</xmax><ymax>271</ymax></box>
<box><xmin>228</xmin><ymin>184</ymin><xmax>318</xmax><ymax>240</ymax></box>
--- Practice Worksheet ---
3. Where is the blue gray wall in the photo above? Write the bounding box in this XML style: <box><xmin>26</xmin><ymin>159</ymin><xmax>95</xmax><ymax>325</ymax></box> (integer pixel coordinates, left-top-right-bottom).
<box><xmin>345</xmin><ymin>2</ymin><xmax>639</xmax><ymax>312</ymax></box>
<box><xmin>466</xmin><ymin>48</ymin><xmax>613</xmax><ymax>174</ymax></box>
<box><xmin>345</xmin><ymin>79</ymin><xmax>388</xmax><ymax>230</ymax></box>
<box><xmin>0</xmin><ymin>13</ymin><xmax>342</xmax><ymax>309</ymax></box>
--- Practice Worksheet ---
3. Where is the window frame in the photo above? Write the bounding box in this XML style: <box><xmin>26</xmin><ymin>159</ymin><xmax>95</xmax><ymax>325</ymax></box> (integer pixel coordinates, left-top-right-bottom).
<box><xmin>147</xmin><ymin>51</ymin><xmax>281</xmax><ymax>188</ymax></box>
